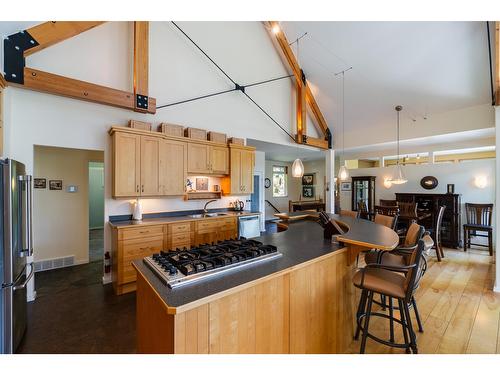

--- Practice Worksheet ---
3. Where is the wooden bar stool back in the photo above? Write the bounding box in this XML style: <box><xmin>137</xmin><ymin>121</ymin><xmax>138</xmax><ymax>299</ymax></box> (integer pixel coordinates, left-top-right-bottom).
<box><xmin>463</xmin><ymin>203</ymin><xmax>493</xmax><ymax>255</ymax></box>
<box><xmin>340</xmin><ymin>209</ymin><xmax>359</xmax><ymax>219</ymax></box>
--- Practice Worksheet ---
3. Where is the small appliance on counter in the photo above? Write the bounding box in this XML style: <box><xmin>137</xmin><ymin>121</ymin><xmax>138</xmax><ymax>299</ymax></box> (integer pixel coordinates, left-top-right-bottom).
<box><xmin>132</xmin><ymin>198</ymin><xmax>143</xmax><ymax>222</ymax></box>
<box><xmin>1</xmin><ymin>159</ymin><xmax>33</xmax><ymax>354</ymax></box>
<box><xmin>230</xmin><ymin>199</ymin><xmax>245</xmax><ymax>211</ymax></box>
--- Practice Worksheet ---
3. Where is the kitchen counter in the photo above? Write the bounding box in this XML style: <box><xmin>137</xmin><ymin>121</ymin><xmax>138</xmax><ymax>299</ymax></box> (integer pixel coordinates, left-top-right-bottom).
<box><xmin>109</xmin><ymin>210</ymin><xmax>259</xmax><ymax>228</ymax></box>
<box><xmin>132</xmin><ymin>213</ymin><xmax>398</xmax><ymax>312</ymax></box>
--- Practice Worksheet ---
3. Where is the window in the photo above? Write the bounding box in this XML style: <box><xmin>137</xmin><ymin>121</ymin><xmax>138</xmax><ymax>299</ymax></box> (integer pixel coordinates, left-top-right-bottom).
<box><xmin>272</xmin><ymin>166</ymin><xmax>287</xmax><ymax>197</ymax></box>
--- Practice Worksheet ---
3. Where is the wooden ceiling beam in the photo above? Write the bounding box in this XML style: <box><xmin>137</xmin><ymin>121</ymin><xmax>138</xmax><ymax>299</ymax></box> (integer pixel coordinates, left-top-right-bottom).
<box><xmin>267</xmin><ymin>21</ymin><xmax>330</xmax><ymax>147</ymax></box>
<box><xmin>24</xmin><ymin>21</ymin><xmax>105</xmax><ymax>56</ymax></box>
<box><xmin>21</xmin><ymin>67</ymin><xmax>156</xmax><ymax>113</ymax></box>
<box><xmin>133</xmin><ymin>21</ymin><xmax>150</xmax><ymax>112</ymax></box>
<box><xmin>301</xmin><ymin>135</ymin><xmax>329</xmax><ymax>150</ymax></box>
<box><xmin>296</xmin><ymin>81</ymin><xmax>307</xmax><ymax>143</ymax></box>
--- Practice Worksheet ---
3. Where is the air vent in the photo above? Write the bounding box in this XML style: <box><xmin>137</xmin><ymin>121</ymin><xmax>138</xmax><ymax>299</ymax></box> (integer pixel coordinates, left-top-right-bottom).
<box><xmin>34</xmin><ymin>256</ymin><xmax>75</xmax><ymax>272</ymax></box>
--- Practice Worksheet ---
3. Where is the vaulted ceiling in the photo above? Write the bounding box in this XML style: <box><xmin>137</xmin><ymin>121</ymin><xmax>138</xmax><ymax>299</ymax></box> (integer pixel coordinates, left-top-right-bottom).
<box><xmin>281</xmin><ymin>21</ymin><xmax>493</xmax><ymax>148</ymax></box>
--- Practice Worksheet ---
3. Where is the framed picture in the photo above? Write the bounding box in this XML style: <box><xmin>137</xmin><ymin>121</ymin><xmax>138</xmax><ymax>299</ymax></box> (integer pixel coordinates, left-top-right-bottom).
<box><xmin>34</xmin><ymin>178</ymin><xmax>47</xmax><ymax>189</ymax></box>
<box><xmin>302</xmin><ymin>186</ymin><xmax>315</xmax><ymax>198</ymax></box>
<box><xmin>447</xmin><ymin>184</ymin><xmax>455</xmax><ymax>194</ymax></box>
<box><xmin>340</xmin><ymin>182</ymin><xmax>351</xmax><ymax>191</ymax></box>
<box><xmin>302</xmin><ymin>174</ymin><xmax>314</xmax><ymax>186</ymax></box>
<box><xmin>196</xmin><ymin>177</ymin><xmax>209</xmax><ymax>191</ymax></box>
<box><xmin>49</xmin><ymin>180</ymin><xmax>63</xmax><ymax>190</ymax></box>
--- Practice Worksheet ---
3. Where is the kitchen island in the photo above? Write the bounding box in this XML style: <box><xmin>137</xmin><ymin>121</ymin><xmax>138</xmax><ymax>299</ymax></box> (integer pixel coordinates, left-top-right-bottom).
<box><xmin>132</xmin><ymin>213</ymin><xmax>399</xmax><ymax>354</ymax></box>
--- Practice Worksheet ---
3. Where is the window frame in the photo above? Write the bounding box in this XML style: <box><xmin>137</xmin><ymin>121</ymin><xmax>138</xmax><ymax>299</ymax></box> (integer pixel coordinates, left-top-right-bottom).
<box><xmin>272</xmin><ymin>165</ymin><xmax>288</xmax><ymax>198</ymax></box>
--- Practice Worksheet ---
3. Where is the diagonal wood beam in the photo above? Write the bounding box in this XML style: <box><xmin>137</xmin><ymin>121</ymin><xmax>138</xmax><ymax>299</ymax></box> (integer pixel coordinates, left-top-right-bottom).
<box><xmin>267</xmin><ymin>21</ymin><xmax>329</xmax><ymax>137</ymax></box>
<box><xmin>21</xmin><ymin>67</ymin><xmax>156</xmax><ymax>113</ymax></box>
<box><xmin>24</xmin><ymin>21</ymin><xmax>105</xmax><ymax>56</ymax></box>
<box><xmin>495</xmin><ymin>21</ymin><xmax>499</xmax><ymax>104</ymax></box>
<box><xmin>0</xmin><ymin>73</ymin><xmax>6</xmax><ymax>89</ymax></box>
<box><xmin>134</xmin><ymin>21</ymin><xmax>149</xmax><ymax>112</ymax></box>
<box><xmin>296</xmin><ymin>80</ymin><xmax>306</xmax><ymax>143</ymax></box>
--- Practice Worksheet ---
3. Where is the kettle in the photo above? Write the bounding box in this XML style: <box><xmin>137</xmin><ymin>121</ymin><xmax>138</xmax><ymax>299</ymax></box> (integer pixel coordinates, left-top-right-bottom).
<box><xmin>232</xmin><ymin>199</ymin><xmax>244</xmax><ymax>211</ymax></box>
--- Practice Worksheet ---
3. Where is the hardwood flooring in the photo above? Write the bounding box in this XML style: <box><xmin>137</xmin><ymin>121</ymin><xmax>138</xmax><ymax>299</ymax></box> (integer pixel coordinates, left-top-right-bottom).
<box><xmin>347</xmin><ymin>246</ymin><xmax>499</xmax><ymax>354</ymax></box>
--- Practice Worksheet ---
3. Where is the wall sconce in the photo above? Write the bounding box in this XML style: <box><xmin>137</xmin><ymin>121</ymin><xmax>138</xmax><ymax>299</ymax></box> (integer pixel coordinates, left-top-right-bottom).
<box><xmin>474</xmin><ymin>176</ymin><xmax>487</xmax><ymax>189</ymax></box>
<box><xmin>383</xmin><ymin>178</ymin><xmax>392</xmax><ymax>189</ymax></box>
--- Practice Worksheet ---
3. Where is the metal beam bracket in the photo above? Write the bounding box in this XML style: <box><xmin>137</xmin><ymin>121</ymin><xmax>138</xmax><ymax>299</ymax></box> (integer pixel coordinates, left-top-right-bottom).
<box><xmin>300</xmin><ymin>69</ymin><xmax>306</xmax><ymax>84</ymax></box>
<box><xmin>3</xmin><ymin>30</ymin><xmax>39</xmax><ymax>84</ymax></box>
<box><xmin>325</xmin><ymin>128</ymin><xmax>332</xmax><ymax>149</ymax></box>
<box><xmin>302</xmin><ymin>134</ymin><xmax>308</xmax><ymax>143</ymax></box>
<box><xmin>136</xmin><ymin>94</ymin><xmax>149</xmax><ymax>110</ymax></box>
<box><xmin>235</xmin><ymin>83</ymin><xmax>245</xmax><ymax>93</ymax></box>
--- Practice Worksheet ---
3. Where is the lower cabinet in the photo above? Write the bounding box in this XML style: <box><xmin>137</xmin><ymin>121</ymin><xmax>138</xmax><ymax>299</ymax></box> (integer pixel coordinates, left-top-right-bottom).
<box><xmin>111</xmin><ymin>216</ymin><xmax>239</xmax><ymax>295</ymax></box>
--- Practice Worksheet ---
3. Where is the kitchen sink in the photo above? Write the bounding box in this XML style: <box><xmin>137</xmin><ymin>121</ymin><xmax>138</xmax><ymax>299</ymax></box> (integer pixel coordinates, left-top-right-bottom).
<box><xmin>188</xmin><ymin>213</ymin><xmax>228</xmax><ymax>218</ymax></box>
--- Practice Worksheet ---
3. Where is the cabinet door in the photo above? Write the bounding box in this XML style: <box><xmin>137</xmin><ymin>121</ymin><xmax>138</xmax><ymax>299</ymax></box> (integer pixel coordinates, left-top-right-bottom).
<box><xmin>230</xmin><ymin>148</ymin><xmax>243</xmax><ymax>194</ymax></box>
<box><xmin>160</xmin><ymin>139</ymin><xmax>187</xmax><ymax>195</ymax></box>
<box><xmin>113</xmin><ymin>132</ymin><xmax>140</xmax><ymax>197</ymax></box>
<box><xmin>187</xmin><ymin>143</ymin><xmax>210</xmax><ymax>174</ymax></box>
<box><xmin>240</xmin><ymin>150</ymin><xmax>254</xmax><ymax>194</ymax></box>
<box><xmin>140</xmin><ymin>136</ymin><xmax>161</xmax><ymax>196</ymax></box>
<box><xmin>210</xmin><ymin>146</ymin><xmax>229</xmax><ymax>174</ymax></box>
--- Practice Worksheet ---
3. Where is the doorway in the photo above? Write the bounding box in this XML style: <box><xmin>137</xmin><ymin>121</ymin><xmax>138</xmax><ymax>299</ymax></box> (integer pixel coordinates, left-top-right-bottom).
<box><xmin>251</xmin><ymin>172</ymin><xmax>265</xmax><ymax>232</ymax></box>
<box><xmin>88</xmin><ymin>161</ymin><xmax>104</xmax><ymax>263</ymax></box>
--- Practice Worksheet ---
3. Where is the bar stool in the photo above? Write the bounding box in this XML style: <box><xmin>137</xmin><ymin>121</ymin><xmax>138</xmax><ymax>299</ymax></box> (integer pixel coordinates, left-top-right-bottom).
<box><xmin>353</xmin><ymin>239</ymin><xmax>427</xmax><ymax>354</ymax></box>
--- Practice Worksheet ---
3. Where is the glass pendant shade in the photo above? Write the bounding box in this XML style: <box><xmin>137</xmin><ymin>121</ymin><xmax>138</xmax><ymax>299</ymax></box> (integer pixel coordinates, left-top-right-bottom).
<box><xmin>291</xmin><ymin>158</ymin><xmax>304</xmax><ymax>178</ymax></box>
<box><xmin>338</xmin><ymin>165</ymin><xmax>349</xmax><ymax>181</ymax></box>
<box><xmin>390</xmin><ymin>163</ymin><xmax>408</xmax><ymax>185</ymax></box>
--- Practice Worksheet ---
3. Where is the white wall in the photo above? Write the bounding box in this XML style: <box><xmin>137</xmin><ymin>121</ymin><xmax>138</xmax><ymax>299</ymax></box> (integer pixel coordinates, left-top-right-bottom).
<box><xmin>495</xmin><ymin>106</ymin><xmax>500</xmax><ymax>292</ymax></box>
<box><xmin>33</xmin><ymin>146</ymin><xmax>104</xmax><ymax>265</ymax></box>
<box><xmin>340</xmin><ymin>159</ymin><xmax>496</xmax><ymax>227</ymax></box>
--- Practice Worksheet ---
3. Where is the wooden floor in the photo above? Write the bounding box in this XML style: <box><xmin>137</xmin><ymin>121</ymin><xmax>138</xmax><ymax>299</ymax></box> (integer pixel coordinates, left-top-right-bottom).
<box><xmin>347</xmin><ymin>246</ymin><xmax>499</xmax><ymax>354</ymax></box>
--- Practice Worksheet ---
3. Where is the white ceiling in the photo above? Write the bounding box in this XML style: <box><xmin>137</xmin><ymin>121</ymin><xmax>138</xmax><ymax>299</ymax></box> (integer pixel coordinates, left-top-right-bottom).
<box><xmin>247</xmin><ymin>138</ymin><xmax>324</xmax><ymax>162</ymax></box>
<box><xmin>281</xmin><ymin>21</ymin><xmax>493</xmax><ymax>147</ymax></box>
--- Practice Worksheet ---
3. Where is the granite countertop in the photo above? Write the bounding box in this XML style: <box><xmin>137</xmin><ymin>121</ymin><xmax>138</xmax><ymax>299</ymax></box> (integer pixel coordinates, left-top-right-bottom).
<box><xmin>109</xmin><ymin>210</ymin><xmax>260</xmax><ymax>228</ymax></box>
<box><xmin>133</xmin><ymin>219</ymin><xmax>343</xmax><ymax>312</ymax></box>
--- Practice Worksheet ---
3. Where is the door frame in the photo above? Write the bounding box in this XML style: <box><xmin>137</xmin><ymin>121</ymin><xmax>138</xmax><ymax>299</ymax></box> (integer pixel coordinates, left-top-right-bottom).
<box><xmin>252</xmin><ymin>171</ymin><xmax>265</xmax><ymax>232</ymax></box>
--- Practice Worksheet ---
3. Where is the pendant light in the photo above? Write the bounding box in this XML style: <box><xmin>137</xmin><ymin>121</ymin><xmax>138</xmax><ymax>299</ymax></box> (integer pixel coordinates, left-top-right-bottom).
<box><xmin>337</xmin><ymin>69</ymin><xmax>349</xmax><ymax>181</ymax></box>
<box><xmin>292</xmin><ymin>35</ymin><xmax>304</xmax><ymax>178</ymax></box>
<box><xmin>389</xmin><ymin>105</ymin><xmax>408</xmax><ymax>185</ymax></box>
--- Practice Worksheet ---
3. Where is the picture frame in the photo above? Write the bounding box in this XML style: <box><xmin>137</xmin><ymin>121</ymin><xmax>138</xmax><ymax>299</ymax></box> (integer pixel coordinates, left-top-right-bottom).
<box><xmin>447</xmin><ymin>184</ymin><xmax>455</xmax><ymax>194</ymax></box>
<box><xmin>49</xmin><ymin>180</ymin><xmax>63</xmax><ymax>190</ymax></box>
<box><xmin>302</xmin><ymin>174</ymin><xmax>314</xmax><ymax>186</ymax></box>
<box><xmin>302</xmin><ymin>186</ymin><xmax>315</xmax><ymax>198</ymax></box>
<box><xmin>195</xmin><ymin>177</ymin><xmax>209</xmax><ymax>191</ymax></box>
<box><xmin>340</xmin><ymin>182</ymin><xmax>351</xmax><ymax>191</ymax></box>
<box><xmin>34</xmin><ymin>178</ymin><xmax>47</xmax><ymax>189</ymax></box>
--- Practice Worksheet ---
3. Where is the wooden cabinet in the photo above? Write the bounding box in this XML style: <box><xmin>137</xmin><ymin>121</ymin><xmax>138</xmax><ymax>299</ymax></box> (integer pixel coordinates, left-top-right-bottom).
<box><xmin>222</xmin><ymin>145</ymin><xmax>255</xmax><ymax>195</ymax></box>
<box><xmin>187</xmin><ymin>143</ymin><xmax>229</xmax><ymax>175</ymax></box>
<box><xmin>140</xmin><ymin>136</ymin><xmax>161</xmax><ymax>196</ymax></box>
<box><xmin>112</xmin><ymin>225</ymin><xmax>164</xmax><ymax>295</ymax></box>
<box><xmin>111</xmin><ymin>216</ymin><xmax>239</xmax><ymax>295</ymax></box>
<box><xmin>112</xmin><ymin>131</ymin><xmax>141</xmax><ymax>197</ymax></box>
<box><xmin>187</xmin><ymin>143</ymin><xmax>210</xmax><ymax>174</ymax></box>
<box><xmin>160</xmin><ymin>139</ymin><xmax>187</xmax><ymax>195</ymax></box>
<box><xmin>210</xmin><ymin>146</ymin><xmax>229</xmax><ymax>174</ymax></box>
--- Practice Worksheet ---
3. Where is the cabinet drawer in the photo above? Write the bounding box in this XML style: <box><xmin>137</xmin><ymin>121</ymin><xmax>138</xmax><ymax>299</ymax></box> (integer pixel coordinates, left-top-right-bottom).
<box><xmin>195</xmin><ymin>220</ymin><xmax>219</xmax><ymax>234</ymax></box>
<box><xmin>119</xmin><ymin>225</ymin><xmax>164</xmax><ymax>240</ymax></box>
<box><xmin>122</xmin><ymin>238</ymin><xmax>163</xmax><ymax>260</ymax></box>
<box><xmin>170</xmin><ymin>222</ymin><xmax>192</xmax><ymax>234</ymax></box>
<box><xmin>171</xmin><ymin>233</ymin><xmax>191</xmax><ymax>244</ymax></box>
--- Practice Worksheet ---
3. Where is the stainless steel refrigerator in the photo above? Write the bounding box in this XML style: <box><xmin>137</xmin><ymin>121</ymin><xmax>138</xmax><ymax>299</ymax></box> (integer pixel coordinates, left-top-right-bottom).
<box><xmin>0</xmin><ymin>159</ymin><xmax>33</xmax><ymax>354</ymax></box>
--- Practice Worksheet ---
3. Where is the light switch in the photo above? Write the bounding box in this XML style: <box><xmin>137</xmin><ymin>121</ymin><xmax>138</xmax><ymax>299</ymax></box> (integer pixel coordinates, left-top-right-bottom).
<box><xmin>67</xmin><ymin>185</ymin><xmax>78</xmax><ymax>193</ymax></box>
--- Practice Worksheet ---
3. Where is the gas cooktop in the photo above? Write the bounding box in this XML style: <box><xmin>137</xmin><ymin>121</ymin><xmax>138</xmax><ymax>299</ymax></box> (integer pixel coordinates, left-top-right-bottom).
<box><xmin>143</xmin><ymin>238</ymin><xmax>282</xmax><ymax>288</ymax></box>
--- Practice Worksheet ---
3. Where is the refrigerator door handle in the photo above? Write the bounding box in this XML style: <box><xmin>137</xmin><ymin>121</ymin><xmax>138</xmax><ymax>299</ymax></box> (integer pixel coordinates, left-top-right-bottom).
<box><xmin>13</xmin><ymin>267</ymin><xmax>34</xmax><ymax>291</ymax></box>
<box><xmin>18</xmin><ymin>175</ymin><xmax>33</xmax><ymax>257</ymax></box>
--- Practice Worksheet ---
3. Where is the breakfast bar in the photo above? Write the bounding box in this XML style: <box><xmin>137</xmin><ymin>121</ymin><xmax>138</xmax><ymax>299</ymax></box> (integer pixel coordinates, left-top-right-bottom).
<box><xmin>132</xmin><ymin>213</ymin><xmax>399</xmax><ymax>354</ymax></box>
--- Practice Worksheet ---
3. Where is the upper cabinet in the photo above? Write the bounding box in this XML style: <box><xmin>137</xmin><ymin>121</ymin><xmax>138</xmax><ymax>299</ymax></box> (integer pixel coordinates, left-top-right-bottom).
<box><xmin>112</xmin><ymin>131</ymin><xmax>141</xmax><ymax>197</ymax></box>
<box><xmin>187</xmin><ymin>143</ymin><xmax>229</xmax><ymax>175</ymax></box>
<box><xmin>160</xmin><ymin>139</ymin><xmax>187</xmax><ymax>195</ymax></box>
<box><xmin>222</xmin><ymin>145</ymin><xmax>255</xmax><ymax>195</ymax></box>
<box><xmin>110</xmin><ymin>127</ymin><xmax>253</xmax><ymax>198</ymax></box>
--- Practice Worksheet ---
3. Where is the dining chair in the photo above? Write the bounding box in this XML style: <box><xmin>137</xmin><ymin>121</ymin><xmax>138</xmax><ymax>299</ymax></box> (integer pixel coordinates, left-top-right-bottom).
<box><xmin>380</xmin><ymin>199</ymin><xmax>398</xmax><ymax>207</ymax></box>
<box><xmin>340</xmin><ymin>209</ymin><xmax>359</xmax><ymax>218</ymax></box>
<box><xmin>463</xmin><ymin>203</ymin><xmax>493</xmax><ymax>256</ymax></box>
<box><xmin>425</xmin><ymin>206</ymin><xmax>445</xmax><ymax>261</ymax></box>
<box><xmin>374</xmin><ymin>213</ymin><xmax>398</xmax><ymax>231</ymax></box>
<box><xmin>374</xmin><ymin>205</ymin><xmax>399</xmax><ymax>217</ymax></box>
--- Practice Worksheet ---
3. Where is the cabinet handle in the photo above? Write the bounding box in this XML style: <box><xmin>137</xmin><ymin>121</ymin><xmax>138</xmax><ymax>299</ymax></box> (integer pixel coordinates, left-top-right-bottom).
<box><xmin>139</xmin><ymin>247</ymin><xmax>150</xmax><ymax>251</ymax></box>
<box><xmin>136</xmin><ymin>185</ymin><xmax>139</xmax><ymax>193</ymax></box>
<box><xmin>141</xmin><ymin>185</ymin><xmax>144</xmax><ymax>193</ymax></box>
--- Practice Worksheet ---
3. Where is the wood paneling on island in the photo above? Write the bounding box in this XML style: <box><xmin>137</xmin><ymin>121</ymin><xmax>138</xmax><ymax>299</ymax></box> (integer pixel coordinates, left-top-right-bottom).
<box><xmin>135</xmin><ymin>247</ymin><xmax>354</xmax><ymax>354</ymax></box>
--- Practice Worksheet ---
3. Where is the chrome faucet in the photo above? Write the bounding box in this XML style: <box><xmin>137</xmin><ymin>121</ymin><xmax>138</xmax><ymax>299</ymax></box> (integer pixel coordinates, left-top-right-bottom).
<box><xmin>203</xmin><ymin>199</ymin><xmax>217</xmax><ymax>214</ymax></box>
